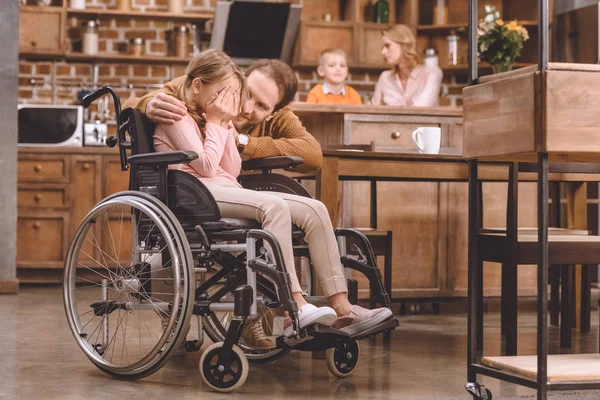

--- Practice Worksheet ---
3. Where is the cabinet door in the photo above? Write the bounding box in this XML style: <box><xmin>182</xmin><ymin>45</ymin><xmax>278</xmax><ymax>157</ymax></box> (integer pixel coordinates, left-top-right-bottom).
<box><xmin>17</xmin><ymin>211</ymin><xmax>69</xmax><ymax>267</ymax></box>
<box><xmin>100</xmin><ymin>156</ymin><xmax>132</xmax><ymax>266</ymax></box>
<box><xmin>103</xmin><ymin>156</ymin><xmax>130</xmax><ymax>197</ymax></box>
<box><xmin>295</xmin><ymin>22</ymin><xmax>355</xmax><ymax>65</ymax></box>
<box><xmin>19</xmin><ymin>8</ymin><xmax>64</xmax><ymax>54</ymax></box>
<box><xmin>70</xmin><ymin>156</ymin><xmax>102</xmax><ymax>263</ymax></box>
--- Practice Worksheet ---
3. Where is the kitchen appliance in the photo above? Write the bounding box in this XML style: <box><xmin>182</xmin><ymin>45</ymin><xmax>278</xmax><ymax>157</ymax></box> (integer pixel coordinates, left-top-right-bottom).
<box><xmin>18</xmin><ymin>104</ymin><xmax>83</xmax><ymax>147</ymax></box>
<box><xmin>210</xmin><ymin>0</ymin><xmax>301</xmax><ymax>65</ymax></box>
<box><xmin>83</xmin><ymin>120</ymin><xmax>108</xmax><ymax>146</ymax></box>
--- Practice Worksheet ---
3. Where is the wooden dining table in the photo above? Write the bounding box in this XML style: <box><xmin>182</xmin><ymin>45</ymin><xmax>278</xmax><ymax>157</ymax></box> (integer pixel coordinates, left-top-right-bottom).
<box><xmin>312</xmin><ymin>149</ymin><xmax>600</xmax><ymax>341</ymax></box>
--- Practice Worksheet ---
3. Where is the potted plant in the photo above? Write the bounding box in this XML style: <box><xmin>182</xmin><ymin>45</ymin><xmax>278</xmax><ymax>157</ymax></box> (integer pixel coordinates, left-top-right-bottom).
<box><xmin>478</xmin><ymin>5</ymin><xmax>529</xmax><ymax>73</ymax></box>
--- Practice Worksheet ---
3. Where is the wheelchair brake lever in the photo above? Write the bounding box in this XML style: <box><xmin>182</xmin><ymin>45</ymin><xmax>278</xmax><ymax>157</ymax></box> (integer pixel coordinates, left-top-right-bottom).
<box><xmin>350</xmin><ymin>244</ymin><xmax>366</xmax><ymax>261</ymax></box>
<box><xmin>194</xmin><ymin>225</ymin><xmax>211</xmax><ymax>250</ymax></box>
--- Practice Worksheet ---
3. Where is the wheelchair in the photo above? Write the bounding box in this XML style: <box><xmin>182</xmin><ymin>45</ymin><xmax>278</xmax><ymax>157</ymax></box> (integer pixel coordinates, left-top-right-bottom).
<box><xmin>63</xmin><ymin>85</ymin><xmax>398</xmax><ymax>392</ymax></box>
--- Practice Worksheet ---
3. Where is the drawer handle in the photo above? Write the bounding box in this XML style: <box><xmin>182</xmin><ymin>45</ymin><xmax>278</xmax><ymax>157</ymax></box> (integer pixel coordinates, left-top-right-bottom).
<box><xmin>33</xmin><ymin>194</ymin><xmax>42</xmax><ymax>203</ymax></box>
<box><xmin>31</xmin><ymin>40</ymin><xmax>37</xmax><ymax>47</ymax></box>
<box><xmin>82</xmin><ymin>163</ymin><xmax>91</xmax><ymax>171</ymax></box>
<box><xmin>391</xmin><ymin>131</ymin><xmax>401</xmax><ymax>140</ymax></box>
<box><xmin>32</xmin><ymin>222</ymin><xmax>41</xmax><ymax>230</ymax></box>
<box><xmin>33</xmin><ymin>164</ymin><xmax>42</xmax><ymax>173</ymax></box>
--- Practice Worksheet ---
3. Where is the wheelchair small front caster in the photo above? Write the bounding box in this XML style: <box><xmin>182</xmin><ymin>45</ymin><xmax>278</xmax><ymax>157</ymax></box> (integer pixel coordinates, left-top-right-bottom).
<box><xmin>199</xmin><ymin>342</ymin><xmax>248</xmax><ymax>393</ymax></box>
<box><xmin>326</xmin><ymin>340</ymin><xmax>360</xmax><ymax>378</ymax></box>
<box><xmin>465</xmin><ymin>382</ymin><xmax>492</xmax><ymax>400</ymax></box>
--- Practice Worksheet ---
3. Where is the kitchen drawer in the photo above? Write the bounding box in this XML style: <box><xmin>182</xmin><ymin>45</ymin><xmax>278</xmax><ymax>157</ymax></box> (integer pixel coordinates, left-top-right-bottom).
<box><xmin>18</xmin><ymin>156</ymin><xmax>69</xmax><ymax>183</ymax></box>
<box><xmin>17</xmin><ymin>213</ymin><xmax>69</xmax><ymax>263</ymax></box>
<box><xmin>344</xmin><ymin>114</ymin><xmax>462</xmax><ymax>154</ymax></box>
<box><xmin>18</xmin><ymin>187</ymin><xmax>67</xmax><ymax>209</ymax></box>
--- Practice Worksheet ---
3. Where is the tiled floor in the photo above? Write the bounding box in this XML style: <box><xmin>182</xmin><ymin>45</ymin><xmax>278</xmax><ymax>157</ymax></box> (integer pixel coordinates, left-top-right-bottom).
<box><xmin>1</xmin><ymin>287</ymin><xmax>597</xmax><ymax>400</ymax></box>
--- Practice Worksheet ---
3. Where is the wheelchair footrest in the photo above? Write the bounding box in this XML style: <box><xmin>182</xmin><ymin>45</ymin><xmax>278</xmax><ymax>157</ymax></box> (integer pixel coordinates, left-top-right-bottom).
<box><xmin>349</xmin><ymin>317</ymin><xmax>399</xmax><ymax>341</ymax></box>
<box><xmin>276</xmin><ymin>324</ymin><xmax>350</xmax><ymax>352</ymax></box>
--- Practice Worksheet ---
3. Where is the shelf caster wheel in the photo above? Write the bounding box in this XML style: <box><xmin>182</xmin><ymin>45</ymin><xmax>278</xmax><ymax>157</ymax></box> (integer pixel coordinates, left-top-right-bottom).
<box><xmin>199</xmin><ymin>342</ymin><xmax>248</xmax><ymax>393</ymax></box>
<box><xmin>465</xmin><ymin>382</ymin><xmax>492</xmax><ymax>400</ymax></box>
<box><xmin>326</xmin><ymin>340</ymin><xmax>360</xmax><ymax>378</ymax></box>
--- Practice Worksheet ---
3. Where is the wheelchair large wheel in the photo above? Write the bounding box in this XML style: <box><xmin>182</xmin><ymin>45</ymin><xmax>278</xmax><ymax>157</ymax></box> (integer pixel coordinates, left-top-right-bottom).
<box><xmin>63</xmin><ymin>191</ymin><xmax>195</xmax><ymax>380</ymax></box>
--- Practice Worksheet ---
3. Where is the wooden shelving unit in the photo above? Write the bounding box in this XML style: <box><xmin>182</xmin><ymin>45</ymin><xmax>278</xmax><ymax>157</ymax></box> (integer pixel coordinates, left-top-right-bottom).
<box><xmin>65</xmin><ymin>52</ymin><xmax>190</xmax><ymax>64</ymax></box>
<box><xmin>66</xmin><ymin>8</ymin><xmax>214</xmax><ymax>21</ymax></box>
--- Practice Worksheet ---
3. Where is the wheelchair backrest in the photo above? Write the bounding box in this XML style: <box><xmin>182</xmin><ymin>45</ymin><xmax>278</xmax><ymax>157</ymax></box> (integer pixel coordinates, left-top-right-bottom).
<box><xmin>121</xmin><ymin>107</ymin><xmax>222</xmax><ymax>222</ymax></box>
<box><xmin>123</xmin><ymin>108</ymin><xmax>156</xmax><ymax>157</ymax></box>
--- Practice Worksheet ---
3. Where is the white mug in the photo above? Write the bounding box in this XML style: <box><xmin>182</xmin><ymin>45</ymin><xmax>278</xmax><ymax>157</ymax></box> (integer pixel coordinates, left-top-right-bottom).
<box><xmin>412</xmin><ymin>127</ymin><xmax>441</xmax><ymax>154</ymax></box>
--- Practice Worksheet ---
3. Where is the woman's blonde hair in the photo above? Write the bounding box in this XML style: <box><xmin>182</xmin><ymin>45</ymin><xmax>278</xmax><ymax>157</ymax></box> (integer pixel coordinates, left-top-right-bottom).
<box><xmin>175</xmin><ymin>49</ymin><xmax>247</xmax><ymax>128</ymax></box>
<box><xmin>382</xmin><ymin>24</ymin><xmax>423</xmax><ymax>74</ymax></box>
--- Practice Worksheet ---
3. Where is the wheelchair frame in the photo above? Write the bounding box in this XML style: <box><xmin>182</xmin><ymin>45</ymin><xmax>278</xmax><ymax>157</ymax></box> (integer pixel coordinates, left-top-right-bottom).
<box><xmin>63</xmin><ymin>85</ymin><xmax>398</xmax><ymax>392</ymax></box>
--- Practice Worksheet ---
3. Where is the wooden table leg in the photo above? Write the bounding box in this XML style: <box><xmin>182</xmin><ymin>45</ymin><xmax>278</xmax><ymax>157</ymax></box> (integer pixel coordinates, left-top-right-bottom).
<box><xmin>566</xmin><ymin>182</ymin><xmax>587</xmax><ymax>333</ymax></box>
<box><xmin>316</xmin><ymin>156</ymin><xmax>340</xmax><ymax>225</ymax></box>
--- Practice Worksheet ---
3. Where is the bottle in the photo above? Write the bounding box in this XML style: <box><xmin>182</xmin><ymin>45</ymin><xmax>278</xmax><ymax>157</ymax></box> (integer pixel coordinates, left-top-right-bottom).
<box><xmin>447</xmin><ymin>30</ymin><xmax>459</xmax><ymax>66</ymax></box>
<box><xmin>70</xmin><ymin>0</ymin><xmax>85</xmax><ymax>9</ymax></box>
<box><xmin>433</xmin><ymin>0</ymin><xmax>448</xmax><ymax>25</ymax></box>
<box><xmin>374</xmin><ymin>0</ymin><xmax>389</xmax><ymax>24</ymax></box>
<box><xmin>424</xmin><ymin>48</ymin><xmax>439</xmax><ymax>67</ymax></box>
<box><xmin>82</xmin><ymin>20</ymin><xmax>99</xmax><ymax>55</ymax></box>
<box><xmin>363</xmin><ymin>0</ymin><xmax>374</xmax><ymax>23</ymax></box>
<box><xmin>174</xmin><ymin>25</ymin><xmax>189</xmax><ymax>58</ymax></box>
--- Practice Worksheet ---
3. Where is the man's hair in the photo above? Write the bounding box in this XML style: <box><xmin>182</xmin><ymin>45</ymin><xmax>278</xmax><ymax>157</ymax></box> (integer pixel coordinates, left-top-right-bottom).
<box><xmin>318</xmin><ymin>48</ymin><xmax>348</xmax><ymax>66</ymax></box>
<box><xmin>245</xmin><ymin>59</ymin><xmax>298</xmax><ymax>111</ymax></box>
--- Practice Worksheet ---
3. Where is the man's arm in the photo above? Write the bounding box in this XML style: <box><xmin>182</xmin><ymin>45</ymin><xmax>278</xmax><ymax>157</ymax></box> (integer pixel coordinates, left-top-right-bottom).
<box><xmin>241</xmin><ymin>107</ymin><xmax>323</xmax><ymax>173</ymax></box>
<box><xmin>122</xmin><ymin>76</ymin><xmax>187</xmax><ymax>123</ymax></box>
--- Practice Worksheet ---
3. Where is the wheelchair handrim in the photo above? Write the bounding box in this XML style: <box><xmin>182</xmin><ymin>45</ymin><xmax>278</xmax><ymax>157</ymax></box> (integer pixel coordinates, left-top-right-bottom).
<box><xmin>63</xmin><ymin>194</ymin><xmax>191</xmax><ymax>374</ymax></box>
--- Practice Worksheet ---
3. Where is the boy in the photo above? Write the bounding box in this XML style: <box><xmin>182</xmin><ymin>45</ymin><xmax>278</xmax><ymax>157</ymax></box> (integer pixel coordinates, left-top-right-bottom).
<box><xmin>306</xmin><ymin>49</ymin><xmax>363</xmax><ymax>104</ymax></box>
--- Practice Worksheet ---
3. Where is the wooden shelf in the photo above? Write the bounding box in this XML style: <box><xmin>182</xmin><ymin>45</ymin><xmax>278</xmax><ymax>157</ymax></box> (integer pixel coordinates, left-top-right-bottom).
<box><xmin>66</xmin><ymin>52</ymin><xmax>190</xmax><ymax>64</ymax></box>
<box><xmin>19</xmin><ymin>50</ymin><xmax>66</xmax><ymax>60</ymax></box>
<box><xmin>66</xmin><ymin>8</ymin><xmax>214</xmax><ymax>20</ymax></box>
<box><xmin>418</xmin><ymin>20</ymin><xmax>539</xmax><ymax>34</ymax></box>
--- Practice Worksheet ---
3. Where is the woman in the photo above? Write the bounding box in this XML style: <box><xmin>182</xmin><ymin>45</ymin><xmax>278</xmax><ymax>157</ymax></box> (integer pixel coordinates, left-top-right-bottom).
<box><xmin>154</xmin><ymin>50</ymin><xmax>393</xmax><ymax>347</ymax></box>
<box><xmin>372</xmin><ymin>24</ymin><xmax>443</xmax><ymax>107</ymax></box>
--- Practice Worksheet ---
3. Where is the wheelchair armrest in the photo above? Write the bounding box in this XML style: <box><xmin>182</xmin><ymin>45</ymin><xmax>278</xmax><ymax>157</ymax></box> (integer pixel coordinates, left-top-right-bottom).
<box><xmin>128</xmin><ymin>151</ymin><xmax>198</xmax><ymax>167</ymax></box>
<box><xmin>241</xmin><ymin>156</ymin><xmax>304</xmax><ymax>172</ymax></box>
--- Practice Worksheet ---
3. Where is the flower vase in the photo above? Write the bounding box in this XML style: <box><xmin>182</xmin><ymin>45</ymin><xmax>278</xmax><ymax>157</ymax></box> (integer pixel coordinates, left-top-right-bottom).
<box><xmin>492</xmin><ymin>62</ymin><xmax>513</xmax><ymax>74</ymax></box>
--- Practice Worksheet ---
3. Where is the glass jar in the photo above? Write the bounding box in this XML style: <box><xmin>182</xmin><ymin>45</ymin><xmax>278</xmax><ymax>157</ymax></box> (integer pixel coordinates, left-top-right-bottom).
<box><xmin>174</xmin><ymin>26</ymin><xmax>189</xmax><ymax>58</ymax></box>
<box><xmin>447</xmin><ymin>30</ymin><xmax>459</xmax><ymax>66</ymax></box>
<box><xmin>374</xmin><ymin>0</ymin><xmax>389</xmax><ymax>24</ymax></box>
<box><xmin>169</xmin><ymin>0</ymin><xmax>183</xmax><ymax>14</ymax></box>
<box><xmin>363</xmin><ymin>0</ymin><xmax>374</xmax><ymax>23</ymax></box>
<box><xmin>129</xmin><ymin>38</ymin><xmax>145</xmax><ymax>56</ymax></box>
<box><xmin>116</xmin><ymin>0</ymin><xmax>130</xmax><ymax>11</ymax></box>
<box><xmin>82</xmin><ymin>20</ymin><xmax>99</xmax><ymax>55</ymax></box>
<box><xmin>424</xmin><ymin>48</ymin><xmax>439</xmax><ymax>67</ymax></box>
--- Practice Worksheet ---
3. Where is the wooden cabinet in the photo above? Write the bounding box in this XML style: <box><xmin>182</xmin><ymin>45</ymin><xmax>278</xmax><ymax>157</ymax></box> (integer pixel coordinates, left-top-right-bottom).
<box><xmin>17</xmin><ymin>148</ymin><xmax>129</xmax><ymax>283</ymax></box>
<box><xmin>19</xmin><ymin>7</ymin><xmax>65</xmax><ymax>55</ymax></box>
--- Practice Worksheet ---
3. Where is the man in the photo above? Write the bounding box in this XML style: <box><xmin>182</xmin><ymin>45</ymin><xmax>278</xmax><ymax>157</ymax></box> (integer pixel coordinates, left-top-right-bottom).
<box><xmin>123</xmin><ymin>59</ymin><xmax>322</xmax><ymax>173</ymax></box>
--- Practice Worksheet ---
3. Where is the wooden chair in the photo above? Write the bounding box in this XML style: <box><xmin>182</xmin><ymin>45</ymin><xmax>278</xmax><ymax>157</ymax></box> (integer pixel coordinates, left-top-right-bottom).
<box><xmin>477</xmin><ymin>162</ymin><xmax>596</xmax><ymax>356</ymax></box>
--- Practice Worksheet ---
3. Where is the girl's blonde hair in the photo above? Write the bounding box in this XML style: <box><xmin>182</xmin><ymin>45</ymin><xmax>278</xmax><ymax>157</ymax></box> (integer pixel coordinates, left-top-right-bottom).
<box><xmin>175</xmin><ymin>49</ymin><xmax>247</xmax><ymax>128</ymax></box>
<box><xmin>382</xmin><ymin>24</ymin><xmax>423</xmax><ymax>74</ymax></box>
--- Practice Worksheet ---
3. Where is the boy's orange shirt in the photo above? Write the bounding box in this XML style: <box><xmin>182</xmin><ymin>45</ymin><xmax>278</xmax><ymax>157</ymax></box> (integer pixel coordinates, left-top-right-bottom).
<box><xmin>306</xmin><ymin>83</ymin><xmax>363</xmax><ymax>105</ymax></box>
